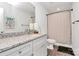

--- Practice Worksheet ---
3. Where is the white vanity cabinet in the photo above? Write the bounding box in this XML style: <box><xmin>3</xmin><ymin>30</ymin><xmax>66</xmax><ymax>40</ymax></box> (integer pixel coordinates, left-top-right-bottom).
<box><xmin>33</xmin><ymin>35</ymin><xmax>47</xmax><ymax>56</ymax></box>
<box><xmin>0</xmin><ymin>41</ymin><xmax>32</xmax><ymax>56</ymax></box>
<box><xmin>9</xmin><ymin>42</ymin><xmax>32</xmax><ymax>56</ymax></box>
<box><xmin>0</xmin><ymin>34</ymin><xmax>47</xmax><ymax>56</ymax></box>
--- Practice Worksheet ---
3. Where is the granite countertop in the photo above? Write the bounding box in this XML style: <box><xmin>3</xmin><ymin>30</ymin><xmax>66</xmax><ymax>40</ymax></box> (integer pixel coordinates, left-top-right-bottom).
<box><xmin>0</xmin><ymin>33</ymin><xmax>47</xmax><ymax>53</ymax></box>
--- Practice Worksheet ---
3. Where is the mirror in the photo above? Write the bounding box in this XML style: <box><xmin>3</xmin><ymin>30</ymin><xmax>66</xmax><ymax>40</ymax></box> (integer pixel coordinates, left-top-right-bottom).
<box><xmin>0</xmin><ymin>2</ymin><xmax>35</xmax><ymax>33</ymax></box>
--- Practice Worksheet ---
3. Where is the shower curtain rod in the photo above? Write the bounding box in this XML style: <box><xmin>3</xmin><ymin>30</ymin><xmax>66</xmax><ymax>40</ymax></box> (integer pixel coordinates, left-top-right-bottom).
<box><xmin>46</xmin><ymin>9</ymin><xmax>73</xmax><ymax>16</ymax></box>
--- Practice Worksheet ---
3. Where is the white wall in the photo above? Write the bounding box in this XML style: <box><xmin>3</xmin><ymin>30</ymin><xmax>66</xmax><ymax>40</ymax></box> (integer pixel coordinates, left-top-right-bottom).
<box><xmin>32</xmin><ymin>2</ymin><xmax>48</xmax><ymax>34</ymax></box>
<box><xmin>0</xmin><ymin>2</ymin><xmax>33</xmax><ymax>33</ymax></box>
<box><xmin>71</xmin><ymin>3</ymin><xmax>79</xmax><ymax>22</ymax></box>
<box><xmin>0</xmin><ymin>2</ymin><xmax>12</xmax><ymax>33</ymax></box>
<box><xmin>0</xmin><ymin>8</ymin><xmax>4</xmax><ymax>32</ymax></box>
<box><xmin>72</xmin><ymin>2</ymin><xmax>79</xmax><ymax>55</ymax></box>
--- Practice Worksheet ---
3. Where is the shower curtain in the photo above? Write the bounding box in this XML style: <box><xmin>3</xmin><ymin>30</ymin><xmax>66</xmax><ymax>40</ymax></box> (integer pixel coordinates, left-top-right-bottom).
<box><xmin>47</xmin><ymin>11</ymin><xmax>71</xmax><ymax>45</ymax></box>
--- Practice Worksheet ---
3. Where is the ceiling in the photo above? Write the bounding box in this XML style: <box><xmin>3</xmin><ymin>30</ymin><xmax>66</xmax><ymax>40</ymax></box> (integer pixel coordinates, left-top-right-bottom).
<box><xmin>39</xmin><ymin>2</ymin><xmax>72</xmax><ymax>14</ymax></box>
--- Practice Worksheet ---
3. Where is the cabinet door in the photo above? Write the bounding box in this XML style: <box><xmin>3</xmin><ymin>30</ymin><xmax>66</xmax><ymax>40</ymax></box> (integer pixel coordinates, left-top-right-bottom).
<box><xmin>33</xmin><ymin>35</ymin><xmax>47</xmax><ymax>56</ymax></box>
<box><xmin>33</xmin><ymin>43</ymin><xmax>47</xmax><ymax>56</ymax></box>
<box><xmin>42</xmin><ymin>42</ymin><xmax>47</xmax><ymax>56</ymax></box>
<box><xmin>33</xmin><ymin>43</ymin><xmax>44</xmax><ymax>56</ymax></box>
<box><xmin>42</xmin><ymin>36</ymin><xmax>47</xmax><ymax>56</ymax></box>
<box><xmin>19</xmin><ymin>43</ymin><xmax>32</xmax><ymax>56</ymax></box>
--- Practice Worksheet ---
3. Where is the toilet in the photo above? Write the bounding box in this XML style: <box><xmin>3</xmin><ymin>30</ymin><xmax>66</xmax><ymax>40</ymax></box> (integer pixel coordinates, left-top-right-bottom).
<box><xmin>47</xmin><ymin>39</ymin><xmax>56</xmax><ymax>50</ymax></box>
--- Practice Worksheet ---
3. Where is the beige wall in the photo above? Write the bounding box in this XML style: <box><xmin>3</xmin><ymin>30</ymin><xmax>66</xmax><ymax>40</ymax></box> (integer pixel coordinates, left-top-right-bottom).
<box><xmin>48</xmin><ymin>11</ymin><xmax>71</xmax><ymax>44</ymax></box>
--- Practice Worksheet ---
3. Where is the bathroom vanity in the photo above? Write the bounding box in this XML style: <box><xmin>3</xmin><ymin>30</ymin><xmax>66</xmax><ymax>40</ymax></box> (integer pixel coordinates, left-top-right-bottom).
<box><xmin>0</xmin><ymin>2</ymin><xmax>48</xmax><ymax>56</ymax></box>
<box><xmin>0</xmin><ymin>33</ymin><xmax>47</xmax><ymax>56</ymax></box>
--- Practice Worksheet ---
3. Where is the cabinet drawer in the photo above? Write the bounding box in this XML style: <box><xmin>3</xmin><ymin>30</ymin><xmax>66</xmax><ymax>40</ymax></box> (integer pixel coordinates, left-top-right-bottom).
<box><xmin>19</xmin><ymin>43</ymin><xmax>32</xmax><ymax>56</ymax></box>
<box><xmin>0</xmin><ymin>41</ymin><xmax>32</xmax><ymax>56</ymax></box>
<box><xmin>8</xmin><ymin>42</ymin><xmax>32</xmax><ymax>56</ymax></box>
<box><xmin>9</xmin><ymin>48</ymin><xmax>32</xmax><ymax>56</ymax></box>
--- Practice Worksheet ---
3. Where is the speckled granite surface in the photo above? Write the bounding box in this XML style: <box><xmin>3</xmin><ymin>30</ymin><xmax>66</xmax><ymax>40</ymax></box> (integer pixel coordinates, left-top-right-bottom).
<box><xmin>0</xmin><ymin>33</ymin><xmax>47</xmax><ymax>53</ymax></box>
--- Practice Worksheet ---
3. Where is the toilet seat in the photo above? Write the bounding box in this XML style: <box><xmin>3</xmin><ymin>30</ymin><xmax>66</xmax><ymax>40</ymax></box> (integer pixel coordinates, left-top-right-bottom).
<box><xmin>47</xmin><ymin>39</ymin><xmax>56</xmax><ymax>50</ymax></box>
<box><xmin>47</xmin><ymin>39</ymin><xmax>56</xmax><ymax>44</ymax></box>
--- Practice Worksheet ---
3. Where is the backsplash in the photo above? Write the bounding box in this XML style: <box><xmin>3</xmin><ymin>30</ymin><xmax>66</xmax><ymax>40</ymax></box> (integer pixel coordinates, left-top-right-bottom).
<box><xmin>0</xmin><ymin>32</ymin><xmax>27</xmax><ymax>39</ymax></box>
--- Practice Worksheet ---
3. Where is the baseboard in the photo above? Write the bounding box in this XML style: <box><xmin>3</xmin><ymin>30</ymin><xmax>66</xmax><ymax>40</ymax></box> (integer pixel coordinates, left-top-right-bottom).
<box><xmin>55</xmin><ymin>43</ymin><xmax>72</xmax><ymax>48</ymax></box>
